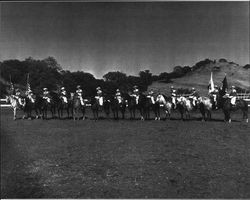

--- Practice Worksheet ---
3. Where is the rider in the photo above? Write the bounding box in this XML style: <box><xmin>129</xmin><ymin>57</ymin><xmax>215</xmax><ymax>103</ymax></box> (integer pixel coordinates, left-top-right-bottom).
<box><xmin>189</xmin><ymin>87</ymin><xmax>199</xmax><ymax>107</ymax></box>
<box><xmin>170</xmin><ymin>86</ymin><xmax>177</xmax><ymax>109</ymax></box>
<box><xmin>60</xmin><ymin>87</ymin><xmax>68</xmax><ymax>103</ymax></box>
<box><xmin>115</xmin><ymin>89</ymin><xmax>122</xmax><ymax>104</ymax></box>
<box><xmin>42</xmin><ymin>88</ymin><xmax>51</xmax><ymax>103</ymax></box>
<box><xmin>76</xmin><ymin>85</ymin><xmax>84</xmax><ymax>105</ymax></box>
<box><xmin>229</xmin><ymin>85</ymin><xmax>237</xmax><ymax>106</ymax></box>
<box><xmin>147</xmin><ymin>90</ymin><xmax>155</xmax><ymax>104</ymax></box>
<box><xmin>95</xmin><ymin>86</ymin><xmax>103</xmax><ymax>106</ymax></box>
<box><xmin>13</xmin><ymin>88</ymin><xmax>25</xmax><ymax>107</ymax></box>
<box><xmin>208</xmin><ymin>85</ymin><xmax>219</xmax><ymax>109</ymax></box>
<box><xmin>27</xmin><ymin>89</ymin><xmax>35</xmax><ymax>103</ymax></box>
<box><xmin>131</xmin><ymin>85</ymin><xmax>140</xmax><ymax>104</ymax></box>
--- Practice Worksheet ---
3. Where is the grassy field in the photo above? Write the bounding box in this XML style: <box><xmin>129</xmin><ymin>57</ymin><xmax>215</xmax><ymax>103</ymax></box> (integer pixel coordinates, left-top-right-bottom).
<box><xmin>1</xmin><ymin>108</ymin><xmax>250</xmax><ymax>198</ymax></box>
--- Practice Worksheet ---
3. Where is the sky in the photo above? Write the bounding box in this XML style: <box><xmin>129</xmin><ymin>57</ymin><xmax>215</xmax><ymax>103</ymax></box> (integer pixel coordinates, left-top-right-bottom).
<box><xmin>0</xmin><ymin>2</ymin><xmax>249</xmax><ymax>78</ymax></box>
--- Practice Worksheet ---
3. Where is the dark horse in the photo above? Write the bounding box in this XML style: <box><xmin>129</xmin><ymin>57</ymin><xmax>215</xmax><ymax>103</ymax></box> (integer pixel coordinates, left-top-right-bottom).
<box><xmin>57</xmin><ymin>94</ymin><xmax>72</xmax><ymax>119</ymax></box>
<box><xmin>110</xmin><ymin>96</ymin><xmax>126</xmax><ymax>120</ymax></box>
<box><xmin>24</xmin><ymin>94</ymin><xmax>43</xmax><ymax>119</ymax></box>
<box><xmin>217</xmin><ymin>90</ymin><xmax>248</xmax><ymax>123</ymax></box>
<box><xmin>72</xmin><ymin>94</ymin><xmax>86</xmax><ymax>120</ymax></box>
<box><xmin>124</xmin><ymin>93</ymin><xmax>146</xmax><ymax>120</ymax></box>
<box><xmin>90</xmin><ymin>96</ymin><xmax>110</xmax><ymax>120</ymax></box>
<box><xmin>40</xmin><ymin>93</ymin><xmax>57</xmax><ymax>119</ymax></box>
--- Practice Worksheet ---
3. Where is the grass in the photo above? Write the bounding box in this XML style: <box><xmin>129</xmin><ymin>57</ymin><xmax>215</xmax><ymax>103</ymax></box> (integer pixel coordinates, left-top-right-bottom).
<box><xmin>1</xmin><ymin>108</ymin><xmax>250</xmax><ymax>198</ymax></box>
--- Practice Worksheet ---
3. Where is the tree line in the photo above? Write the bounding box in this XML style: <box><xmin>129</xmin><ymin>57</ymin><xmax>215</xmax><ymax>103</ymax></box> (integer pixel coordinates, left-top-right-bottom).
<box><xmin>0</xmin><ymin>57</ymin><xmax>249</xmax><ymax>98</ymax></box>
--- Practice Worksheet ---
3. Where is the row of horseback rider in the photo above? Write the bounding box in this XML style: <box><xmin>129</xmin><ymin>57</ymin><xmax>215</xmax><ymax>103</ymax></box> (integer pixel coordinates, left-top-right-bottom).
<box><xmin>10</xmin><ymin>83</ymin><xmax>238</xmax><ymax>109</ymax></box>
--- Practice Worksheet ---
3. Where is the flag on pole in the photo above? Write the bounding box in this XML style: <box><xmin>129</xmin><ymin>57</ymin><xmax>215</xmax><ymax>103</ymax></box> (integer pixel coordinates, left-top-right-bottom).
<box><xmin>208</xmin><ymin>72</ymin><xmax>214</xmax><ymax>92</ymax></box>
<box><xmin>26</xmin><ymin>73</ymin><xmax>31</xmax><ymax>93</ymax></box>
<box><xmin>222</xmin><ymin>74</ymin><xmax>228</xmax><ymax>94</ymax></box>
<box><xmin>9</xmin><ymin>75</ymin><xmax>14</xmax><ymax>92</ymax></box>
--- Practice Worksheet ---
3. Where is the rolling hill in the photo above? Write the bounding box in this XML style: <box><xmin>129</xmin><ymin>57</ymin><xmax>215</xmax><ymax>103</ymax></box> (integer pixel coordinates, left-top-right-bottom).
<box><xmin>148</xmin><ymin>60</ymin><xmax>250</xmax><ymax>96</ymax></box>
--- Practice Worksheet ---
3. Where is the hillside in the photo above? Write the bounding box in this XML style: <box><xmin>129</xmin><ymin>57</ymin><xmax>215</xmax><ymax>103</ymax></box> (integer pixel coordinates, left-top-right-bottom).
<box><xmin>148</xmin><ymin>60</ymin><xmax>250</xmax><ymax>96</ymax></box>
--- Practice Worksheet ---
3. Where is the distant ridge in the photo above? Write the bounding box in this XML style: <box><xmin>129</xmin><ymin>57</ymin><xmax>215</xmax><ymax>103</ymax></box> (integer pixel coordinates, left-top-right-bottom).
<box><xmin>149</xmin><ymin>60</ymin><xmax>250</xmax><ymax>96</ymax></box>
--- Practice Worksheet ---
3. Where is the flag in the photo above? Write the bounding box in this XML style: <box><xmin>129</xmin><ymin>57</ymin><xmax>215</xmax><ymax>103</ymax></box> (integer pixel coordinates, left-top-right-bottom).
<box><xmin>9</xmin><ymin>75</ymin><xmax>14</xmax><ymax>92</ymax></box>
<box><xmin>26</xmin><ymin>73</ymin><xmax>31</xmax><ymax>93</ymax></box>
<box><xmin>222</xmin><ymin>75</ymin><xmax>228</xmax><ymax>93</ymax></box>
<box><xmin>208</xmin><ymin>72</ymin><xmax>214</xmax><ymax>91</ymax></box>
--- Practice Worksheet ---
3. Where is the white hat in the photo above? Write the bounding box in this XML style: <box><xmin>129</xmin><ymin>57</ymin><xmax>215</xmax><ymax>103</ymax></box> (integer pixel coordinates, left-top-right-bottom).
<box><xmin>116</xmin><ymin>89</ymin><xmax>120</xmax><ymax>92</ymax></box>
<box><xmin>231</xmin><ymin>85</ymin><xmax>235</xmax><ymax>88</ymax></box>
<box><xmin>43</xmin><ymin>88</ymin><xmax>48</xmax><ymax>91</ymax></box>
<box><xmin>192</xmin><ymin>87</ymin><xmax>195</xmax><ymax>90</ymax></box>
<box><xmin>96</xmin><ymin>86</ymin><xmax>101</xmax><ymax>90</ymax></box>
<box><xmin>171</xmin><ymin>86</ymin><xmax>174</xmax><ymax>89</ymax></box>
<box><xmin>61</xmin><ymin>87</ymin><xmax>65</xmax><ymax>90</ymax></box>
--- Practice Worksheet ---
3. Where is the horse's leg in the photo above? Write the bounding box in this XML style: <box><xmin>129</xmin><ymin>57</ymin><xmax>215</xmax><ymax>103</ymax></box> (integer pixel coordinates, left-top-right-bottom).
<box><xmin>13</xmin><ymin>107</ymin><xmax>17</xmax><ymax>120</ymax></box>
<box><xmin>82</xmin><ymin>106</ymin><xmax>86</xmax><ymax>120</ymax></box>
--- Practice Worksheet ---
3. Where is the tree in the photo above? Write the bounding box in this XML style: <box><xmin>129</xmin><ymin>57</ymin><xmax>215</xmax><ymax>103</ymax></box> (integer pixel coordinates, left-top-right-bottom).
<box><xmin>103</xmin><ymin>71</ymin><xmax>127</xmax><ymax>83</ymax></box>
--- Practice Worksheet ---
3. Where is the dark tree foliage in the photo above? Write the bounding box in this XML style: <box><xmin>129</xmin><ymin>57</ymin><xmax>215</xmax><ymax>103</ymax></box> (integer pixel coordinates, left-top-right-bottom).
<box><xmin>219</xmin><ymin>58</ymin><xmax>227</xmax><ymax>63</ymax></box>
<box><xmin>243</xmin><ymin>64</ymin><xmax>250</xmax><ymax>69</ymax></box>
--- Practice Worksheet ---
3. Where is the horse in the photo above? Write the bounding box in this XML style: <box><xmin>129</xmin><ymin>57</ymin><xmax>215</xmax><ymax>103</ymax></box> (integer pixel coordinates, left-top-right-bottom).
<box><xmin>176</xmin><ymin>96</ymin><xmax>197</xmax><ymax>120</ymax></box>
<box><xmin>24</xmin><ymin>93</ymin><xmax>43</xmax><ymax>119</ymax></box>
<box><xmin>6</xmin><ymin>95</ymin><xmax>26</xmax><ymax>120</ymax></box>
<box><xmin>124</xmin><ymin>93</ymin><xmax>137</xmax><ymax>119</ymax></box>
<box><xmin>197</xmin><ymin>96</ymin><xmax>213</xmax><ymax>121</ymax></box>
<box><xmin>40</xmin><ymin>94</ymin><xmax>56</xmax><ymax>120</ymax></box>
<box><xmin>124</xmin><ymin>93</ymin><xmax>146</xmax><ymax>120</ymax></box>
<box><xmin>90</xmin><ymin>95</ymin><xmax>110</xmax><ymax>121</ymax></box>
<box><xmin>217</xmin><ymin>91</ymin><xmax>248</xmax><ymax>123</ymax></box>
<box><xmin>143</xmin><ymin>95</ymin><xmax>161</xmax><ymax>120</ymax></box>
<box><xmin>72</xmin><ymin>93</ymin><xmax>86</xmax><ymax>120</ymax></box>
<box><xmin>110</xmin><ymin>95</ymin><xmax>126</xmax><ymax>120</ymax></box>
<box><xmin>155</xmin><ymin>94</ymin><xmax>173</xmax><ymax>120</ymax></box>
<box><xmin>57</xmin><ymin>94</ymin><xmax>72</xmax><ymax>119</ymax></box>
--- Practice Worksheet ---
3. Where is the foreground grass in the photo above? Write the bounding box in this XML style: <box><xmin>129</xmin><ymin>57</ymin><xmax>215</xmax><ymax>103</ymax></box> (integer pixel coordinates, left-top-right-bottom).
<box><xmin>1</xmin><ymin>108</ymin><xmax>250</xmax><ymax>198</ymax></box>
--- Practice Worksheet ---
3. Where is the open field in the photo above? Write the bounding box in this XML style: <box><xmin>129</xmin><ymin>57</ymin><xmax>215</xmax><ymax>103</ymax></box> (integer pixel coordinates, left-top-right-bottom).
<box><xmin>1</xmin><ymin>108</ymin><xmax>250</xmax><ymax>198</ymax></box>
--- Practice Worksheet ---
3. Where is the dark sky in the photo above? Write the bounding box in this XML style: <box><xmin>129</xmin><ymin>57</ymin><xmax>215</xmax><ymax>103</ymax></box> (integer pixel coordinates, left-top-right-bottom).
<box><xmin>1</xmin><ymin>2</ymin><xmax>249</xmax><ymax>78</ymax></box>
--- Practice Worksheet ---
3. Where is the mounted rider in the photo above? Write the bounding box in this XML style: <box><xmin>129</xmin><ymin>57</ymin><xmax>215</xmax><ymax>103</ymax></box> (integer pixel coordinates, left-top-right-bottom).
<box><xmin>13</xmin><ymin>88</ymin><xmax>26</xmax><ymax>107</ymax></box>
<box><xmin>42</xmin><ymin>88</ymin><xmax>52</xmax><ymax>103</ymax></box>
<box><xmin>170</xmin><ymin>86</ymin><xmax>177</xmax><ymax>109</ymax></box>
<box><xmin>146</xmin><ymin>90</ymin><xmax>155</xmax><ymax>104</ymax></box>
<box><xmin>95</xmin><ymin>86</ymin><xmax>104</xmax><ymax>106</ymax></box>
<box><xmin>208</xmin><ymin>85</ymin><xmax>219</xmax><ymax>109</ymax></box>
<box><xmin>131</xmin><ymin>85</ymin><xmax>140</xmax><ymax>104</ymax></box>
<box><xmin>115</xmin><ymin>89</ymin><xmax>122</xmax><ymax>104</ymax></box>
<box><xmin>229</xmin><ymin>86</ymin><xmax>237</xmax><ymax>106</ymax></box>
<box><xmin>189</xmin><ymin>87</ymin><xmax>199</xmax><ymax>107</ymax></box>
<box><xmin>60</xmin><ymin>87</ymin><xmax>68</xmax><ymax>103</ymax></box>
<box><xmin>75</xmin><ymin>85</ymin><xmax>84</xmax><ymax>105</ymax></box>
<box><xmin>26</xmin><ymin>89</ymin><xmax>35</xmax><ymax>103</ymax></box>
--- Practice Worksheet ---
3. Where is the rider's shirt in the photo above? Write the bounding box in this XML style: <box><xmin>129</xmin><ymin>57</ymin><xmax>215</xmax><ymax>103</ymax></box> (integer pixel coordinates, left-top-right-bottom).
<box><xmin>43</xmin><ymin>92</ymin><xmax>51</xmax><ymax>102</ymax></box>
<box><xmin>60</xmin><ymin>91</ymin><xmax>68</xmax><ymax>103</ymax></box>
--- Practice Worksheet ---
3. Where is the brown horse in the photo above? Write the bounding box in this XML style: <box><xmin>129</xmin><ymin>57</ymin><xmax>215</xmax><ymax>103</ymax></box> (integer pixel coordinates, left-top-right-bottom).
<box><xmin>197</xmin><ymin>96</ymin><xmax>213</xmax><ymax>121</ymax></box>
<box><xmin>217</xmin><ymin>90</ymin><xmax>248</xmax><ymax>123</ymax></box>
<box><xmin>72</xmin><ymin>93</ymin><xmax>86</xmax><ymax>120</ymax></box>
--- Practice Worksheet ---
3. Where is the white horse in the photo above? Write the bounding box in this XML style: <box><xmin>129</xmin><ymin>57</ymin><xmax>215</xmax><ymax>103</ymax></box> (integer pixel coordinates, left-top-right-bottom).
<box><xmin>176</xmin><ymin>96</ymin><xmax>196</xmax><ymax>120</ymax></box>
<box><xmin>6</xmin><ymin>95</ymin><xmax>26</xmax><ymax>120</ymax></box>
<box><xmin>155</xmin><ymin>94</ymin><xmax>173</xmax><ymax>120</ymax></box>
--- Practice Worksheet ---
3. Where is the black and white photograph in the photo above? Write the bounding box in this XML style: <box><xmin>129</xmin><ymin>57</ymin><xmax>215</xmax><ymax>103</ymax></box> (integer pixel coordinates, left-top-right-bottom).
<box><xmin>1</xmin><ymin>0</ymin><xmax>250</xmax><ymax>198</ymax></box>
